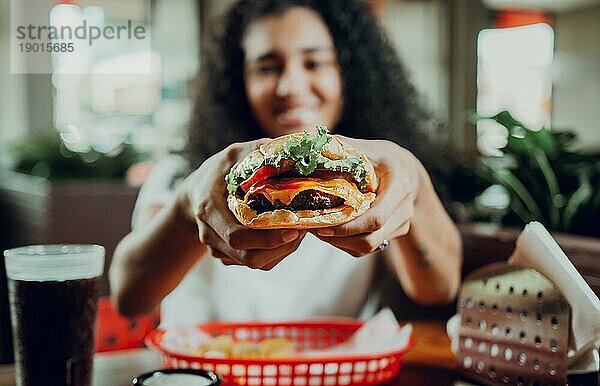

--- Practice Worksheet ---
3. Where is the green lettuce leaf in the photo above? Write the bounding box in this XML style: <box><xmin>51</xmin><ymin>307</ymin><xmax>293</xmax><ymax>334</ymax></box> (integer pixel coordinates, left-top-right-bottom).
<box><xmin>225</xmin><ymin>125</ymin><xmax>370</xmax><ymax>194</ymax></box>
<box><xmin>225</xmin><ymin>151</ymin><xmax>263</xmax><ymax>194</ymax></box>
<box><xmin>323</xmin><ymin>158</ymin><xmax>368</xmax><ymax>187</ymax></box>
<box><xmin>283</xmin><ymin>125</ymin><xmax>331</xmax><ymax>175</ymax></box>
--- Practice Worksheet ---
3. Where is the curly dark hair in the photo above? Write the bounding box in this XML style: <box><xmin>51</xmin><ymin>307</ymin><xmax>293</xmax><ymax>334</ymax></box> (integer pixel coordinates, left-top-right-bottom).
<box><xmin>185</xmin><ymin>0</ymin><xmax>445</xmax><ymax>176</ymax></box>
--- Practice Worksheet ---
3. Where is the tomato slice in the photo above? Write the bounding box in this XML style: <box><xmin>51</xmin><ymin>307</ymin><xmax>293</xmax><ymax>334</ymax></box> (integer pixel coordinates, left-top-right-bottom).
<box><xmin>240</xmin><ymin>165</ymin><xmax>278</xmax><ymax>192</ymax></box>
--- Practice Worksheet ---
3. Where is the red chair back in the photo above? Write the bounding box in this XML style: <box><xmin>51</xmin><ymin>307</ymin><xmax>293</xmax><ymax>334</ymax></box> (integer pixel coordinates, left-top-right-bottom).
<box><xmin>95</xmin><ymin>296</ymin><xmax>159</xmax><ymax>352</ymax></box>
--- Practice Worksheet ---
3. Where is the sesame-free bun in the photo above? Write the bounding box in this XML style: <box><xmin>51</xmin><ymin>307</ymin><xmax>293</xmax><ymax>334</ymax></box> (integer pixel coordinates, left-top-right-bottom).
<box><xmin>228</xmin><ymin>132</ymin><xmax>378</xmax><ymax>229</ymax></box>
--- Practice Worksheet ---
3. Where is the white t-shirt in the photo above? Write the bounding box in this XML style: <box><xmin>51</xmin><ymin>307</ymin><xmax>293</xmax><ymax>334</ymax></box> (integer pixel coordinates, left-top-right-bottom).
<box><xmin>133</xmin><ymin>155</ymin><xmax>378</xmax><ymax>327</ymax></box>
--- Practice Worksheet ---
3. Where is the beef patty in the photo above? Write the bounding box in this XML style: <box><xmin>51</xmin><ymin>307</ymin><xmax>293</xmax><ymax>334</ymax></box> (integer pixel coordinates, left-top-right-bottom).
<box><xmin>247</xmin><ymin>190</ymin><xmax>345</xmax><ymax>213</ymax></box>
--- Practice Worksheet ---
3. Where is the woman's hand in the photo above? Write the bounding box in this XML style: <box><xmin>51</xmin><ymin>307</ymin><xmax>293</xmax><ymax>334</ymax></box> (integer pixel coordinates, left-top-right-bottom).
<box><xmin>315</xmin><ymin>138</ymin><xmax>421</xmax><ymax>256</ymax></box>
<box><xmin>314</xmin><ymin>136</ymin><xmax>462</xmax><ymax>305</ymax></box>
<box><xmin>180</xmin><ymin>140</ymin><xmax>307</xmax><ymax>270</ymax></box>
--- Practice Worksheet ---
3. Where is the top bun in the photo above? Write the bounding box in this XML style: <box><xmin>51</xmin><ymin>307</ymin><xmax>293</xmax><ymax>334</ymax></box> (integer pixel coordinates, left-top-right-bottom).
<box><xmin>258</xmin><ymin>131</ymin><xmax>378</xmax><ymax>192</ymax></box>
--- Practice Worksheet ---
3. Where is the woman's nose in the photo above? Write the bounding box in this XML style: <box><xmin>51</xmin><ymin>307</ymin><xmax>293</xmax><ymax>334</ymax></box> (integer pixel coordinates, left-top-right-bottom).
<box><xmin>276</xmin><ymin>64</ymin><xmax>309</xmax><ymax>97</ymax></box>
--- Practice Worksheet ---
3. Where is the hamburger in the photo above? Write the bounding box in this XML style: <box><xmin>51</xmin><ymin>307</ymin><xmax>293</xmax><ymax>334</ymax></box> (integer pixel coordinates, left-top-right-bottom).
<box><xmin>225</xmin><ymin>126</ymin><xmax>378</xmax><ymax>229</ymax></box>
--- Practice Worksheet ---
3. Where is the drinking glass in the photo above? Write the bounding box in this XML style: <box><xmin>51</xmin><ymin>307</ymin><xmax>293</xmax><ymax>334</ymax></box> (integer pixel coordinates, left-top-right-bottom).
<box><xmin>4</xmin><ymin>244</ymin><xmax>105</xmax><ymax>386</ymax></box>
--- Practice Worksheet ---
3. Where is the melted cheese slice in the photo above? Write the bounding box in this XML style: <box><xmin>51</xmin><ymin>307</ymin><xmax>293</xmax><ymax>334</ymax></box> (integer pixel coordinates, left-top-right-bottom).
<box><xmin>245</xmin><ymin>178</ymin><xmax>366</xmax><ymax>209</ymax></box>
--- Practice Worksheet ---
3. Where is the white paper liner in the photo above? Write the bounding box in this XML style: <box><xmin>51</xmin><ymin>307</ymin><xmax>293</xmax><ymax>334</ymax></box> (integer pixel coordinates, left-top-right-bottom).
<box><xmin>160</xmin><ymin>308</ymin><xmax>412</xmax><ymax>358</ymax></box>
<box><xmin>300</xmin><ymin>308</ymin><xmax>412</xmax><ymax>357</ymax></box>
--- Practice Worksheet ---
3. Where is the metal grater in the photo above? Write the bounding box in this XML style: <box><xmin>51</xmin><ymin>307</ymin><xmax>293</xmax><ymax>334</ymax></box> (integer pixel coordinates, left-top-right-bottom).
<box><xmin>457</xmin><ymin>262</ymin><xmax>571</xmax><ymax>386</ymax></box>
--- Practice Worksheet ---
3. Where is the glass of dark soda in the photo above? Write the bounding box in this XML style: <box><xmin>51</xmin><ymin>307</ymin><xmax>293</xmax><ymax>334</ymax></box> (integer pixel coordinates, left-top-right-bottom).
<box><xmin>4</xmin><ymin>245</ymin><xmax>105</xmax><ymax>386</ymax></box>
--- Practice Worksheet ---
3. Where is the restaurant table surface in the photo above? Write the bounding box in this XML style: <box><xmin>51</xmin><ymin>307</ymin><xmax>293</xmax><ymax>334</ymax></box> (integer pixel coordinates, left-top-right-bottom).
<box><xmin>0</xmin><ymin>321</ymin><xmax>483</xmax><ymax>386</ymax></box>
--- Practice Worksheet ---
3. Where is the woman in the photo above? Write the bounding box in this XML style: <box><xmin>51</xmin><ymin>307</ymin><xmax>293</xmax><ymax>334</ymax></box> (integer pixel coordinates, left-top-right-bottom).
<box><xmin>110</xmin><ymin>0</ymin><xmax>462</xmax><ymax>325</ymax></box>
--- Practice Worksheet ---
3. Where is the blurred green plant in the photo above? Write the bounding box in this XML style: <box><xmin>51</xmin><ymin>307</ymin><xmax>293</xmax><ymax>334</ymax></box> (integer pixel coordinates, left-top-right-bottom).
<box><xmin>448</xmin><ymin>110</ymin><xmax>600</xmax><ymax>237</ymax></box>
<box><xmin>9</xmin><ymin>131</ymin><xmax>145</xmax><ymax>180</ymax></box>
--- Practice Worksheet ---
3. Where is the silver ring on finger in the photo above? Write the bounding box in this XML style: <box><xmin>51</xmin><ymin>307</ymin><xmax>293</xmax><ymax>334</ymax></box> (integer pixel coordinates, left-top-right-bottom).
<box><xmin>378</xmin><ymin>239</ymin><xmax>389</xmax><ymax>251</ymax></box>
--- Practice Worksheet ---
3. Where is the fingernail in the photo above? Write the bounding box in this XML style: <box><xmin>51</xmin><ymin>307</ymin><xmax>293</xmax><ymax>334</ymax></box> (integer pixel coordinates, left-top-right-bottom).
<box><xmin>317</xmin><ymin>228</ymin><xmax>334</xmax><ymax>236</ymax></box>
<box><xmin>282</xmin><ymin>230</ymin><xmax>299</xmax><ymax>242</ymax></box>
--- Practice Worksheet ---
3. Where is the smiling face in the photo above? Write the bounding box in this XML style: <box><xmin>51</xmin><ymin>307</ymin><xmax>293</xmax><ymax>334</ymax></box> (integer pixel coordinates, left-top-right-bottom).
<box><xmin>242</xmin><ymin>7</ymin><xmax>343</xmax><ymax>137</ymax></box>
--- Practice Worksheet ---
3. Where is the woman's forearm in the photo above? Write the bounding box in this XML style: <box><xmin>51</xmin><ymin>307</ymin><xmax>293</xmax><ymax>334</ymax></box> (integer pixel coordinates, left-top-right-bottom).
<box><xmin>386</xmin><ymin>162</ymin><xmax>462</xmax><ymax>305</ymax></box>
<box><xmin>109</xmin><ymin>191</ymin><xmax>206</xmax><ymax>317</ymax></box>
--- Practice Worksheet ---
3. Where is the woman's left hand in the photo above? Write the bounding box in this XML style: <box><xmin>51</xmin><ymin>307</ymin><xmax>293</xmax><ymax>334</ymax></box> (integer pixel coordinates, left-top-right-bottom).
<box><xmin>314</xmin><ymin>137</ymin><xmax>421</xmax><ymax>256</ymax></box>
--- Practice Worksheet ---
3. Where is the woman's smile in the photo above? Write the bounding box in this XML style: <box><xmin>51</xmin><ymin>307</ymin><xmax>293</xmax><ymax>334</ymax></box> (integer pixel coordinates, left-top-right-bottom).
<box><xmin>276</xmin><ymin>104</ymin><xmax>318</xmax><ymax>127</ymax></box>
<box><xmin>243</xmin><ymin>7</ymin><xmax>343</xmax><ymax>137</ymax></box>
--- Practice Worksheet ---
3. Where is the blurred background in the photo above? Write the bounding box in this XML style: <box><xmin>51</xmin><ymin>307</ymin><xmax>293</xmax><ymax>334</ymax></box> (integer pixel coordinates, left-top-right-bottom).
<box><xmin>0</xmin><ymin>0</ymin><xmax>599</xmax><ymax>362</ymax></box>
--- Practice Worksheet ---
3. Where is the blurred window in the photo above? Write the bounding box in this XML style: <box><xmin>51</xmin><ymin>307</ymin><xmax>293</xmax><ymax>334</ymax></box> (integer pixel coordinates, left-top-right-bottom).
<box><xmin>476</xmin><ymin>12</ymin><xmax>554</xmax><ymax>156</ymax></box>
<box><xmin>50</xmin><ymin>0</ymin><xmax>198</xmax><ymax>158</ymax></box>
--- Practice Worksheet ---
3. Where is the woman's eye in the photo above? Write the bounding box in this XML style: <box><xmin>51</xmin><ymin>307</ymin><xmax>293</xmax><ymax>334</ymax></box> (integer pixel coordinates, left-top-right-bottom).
<box><xmin>255</xmin><ymin>64</ymin><xmax>281</xmax><ymax>74</ymax></box>
<box><xmin>305</xmin><ymin>61</ymin><xmax>327</xmax><ymax>70</ymax></box>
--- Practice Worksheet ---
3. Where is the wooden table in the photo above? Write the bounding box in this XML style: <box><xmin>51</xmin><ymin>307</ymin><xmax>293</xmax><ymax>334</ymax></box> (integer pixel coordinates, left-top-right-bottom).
<box><xmin>0</xmin><ymin>321</ymin><xmax>481</xmax><ymax>386</ymax></box>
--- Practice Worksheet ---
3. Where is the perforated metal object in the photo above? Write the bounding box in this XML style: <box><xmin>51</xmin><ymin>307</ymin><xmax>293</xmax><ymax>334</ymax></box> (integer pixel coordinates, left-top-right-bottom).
<box><xmin>457</xmin><ymin>263</ymin><xmax>571</xmax><ymax>386</ymax></box>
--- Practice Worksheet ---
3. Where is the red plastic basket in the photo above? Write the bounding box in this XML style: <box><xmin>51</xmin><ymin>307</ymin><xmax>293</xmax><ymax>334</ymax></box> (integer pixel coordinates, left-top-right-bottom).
<box><xmin>145</xmin><ymin>319</ymin><xmax>415</xmax><ymax>386</ymax></box>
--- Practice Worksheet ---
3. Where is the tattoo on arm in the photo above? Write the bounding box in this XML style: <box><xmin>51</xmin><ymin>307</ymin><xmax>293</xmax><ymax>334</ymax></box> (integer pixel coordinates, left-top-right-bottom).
<box><xmin>416</xmin><ymin>244</ymin><xmax>431</xmax><ymax>267</ymax></box>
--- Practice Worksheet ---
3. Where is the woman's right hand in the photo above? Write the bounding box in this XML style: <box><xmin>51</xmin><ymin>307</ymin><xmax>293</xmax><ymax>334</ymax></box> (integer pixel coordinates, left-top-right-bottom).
<box><xmin>178</xmin><ymin>140</ymin><xmax>307</xmax><ymax>270</ymax></box>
